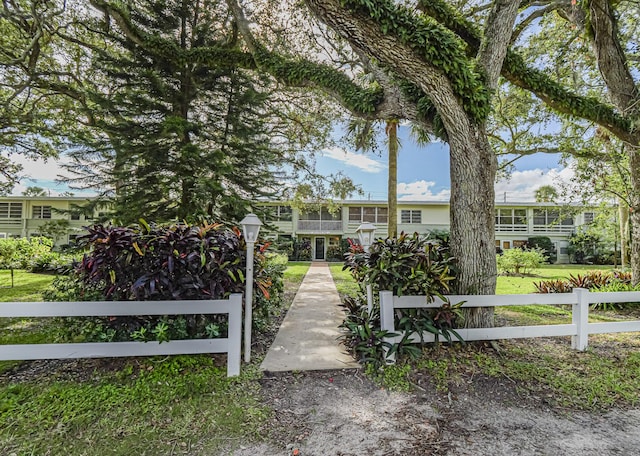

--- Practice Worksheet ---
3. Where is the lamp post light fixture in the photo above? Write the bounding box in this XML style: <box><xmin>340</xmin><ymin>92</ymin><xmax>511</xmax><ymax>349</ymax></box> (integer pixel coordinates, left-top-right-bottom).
<box><xmin>240</xmin><ymin>213</ymin><xmax>262</xmax><ymax>363</ymax></box>
<box><xmin>356</xmin><ymin>222</ymin><xmax>376</xmax><ymax>312</ymax></box>
<box><xmin>356</xmin><ymin>222</ymin><xmax>376</xmax><ymax>252</ymax></box>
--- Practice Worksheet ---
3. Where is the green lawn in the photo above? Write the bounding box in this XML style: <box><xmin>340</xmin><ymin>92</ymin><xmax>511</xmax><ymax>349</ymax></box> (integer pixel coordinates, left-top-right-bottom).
<box><xmin>496</xmin><ymin>264</ymin><xmax>614</xmax><ymax>295</ymax></box>
<box><xmin>328</xmin><ymin>263</ymin><xmax>361</xmax><ymax>298</ymax></box>
<box><xmin>0</xmin><ymin>266</ymin><xmax>313</xmax><ymax>455</ymax></box>
<box><xmin>283</xmin><ymin>261</ymin><xmax>310</xmax><ymax>287</ymax></box>
<box><xmin>0</xmin><ymin>269</ymin><xmax>55</xmax><ymax>302</ymax></box>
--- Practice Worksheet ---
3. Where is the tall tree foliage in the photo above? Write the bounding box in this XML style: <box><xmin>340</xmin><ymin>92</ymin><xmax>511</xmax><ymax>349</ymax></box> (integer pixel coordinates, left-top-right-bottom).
<box><xmin>2</xmin><ymin>0</ymin><xmax>340</xmax><ymax>223</ymax></box>
<box><xmin>66</xmin><ymin>0</ymin><xmax>316</xmax><ymax>223</ymax></box>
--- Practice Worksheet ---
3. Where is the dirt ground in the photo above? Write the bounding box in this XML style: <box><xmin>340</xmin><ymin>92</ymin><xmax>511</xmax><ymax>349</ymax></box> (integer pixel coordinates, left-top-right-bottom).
<box><xmin>230</xmin><ymin>368</ymin><xmax>640</xmax><ymax>456</ymax></box>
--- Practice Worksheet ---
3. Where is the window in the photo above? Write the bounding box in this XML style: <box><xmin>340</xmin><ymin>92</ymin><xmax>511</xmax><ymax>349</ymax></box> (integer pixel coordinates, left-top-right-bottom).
<box><xmin>0</xmin><ymin>202</ymin><xmax>22</xmax><ymax>219</ymax></box>
<box><xmin>362</xmin><ymin>207</ymin><xmax>375</xmax><ymax>222</ymax></box>
<box><xmin>348</xmin><ymin>206</ymin><xmax>388</xmax><ymax>223</ymax></box>
<box><xmin>299</xmin><ymin>210</ymin><xmax>320</xmax><ymax>220</ymax></box>
<box><xmin>268</xmin><ymin>206</ymin><xmax>292</xmax><ymax>222</ymax></box>
<box><xmin>321</xmin><ymin>208</ymin><xmax>341</xmax><ymax>221</ymax></box>
<box><xmin>32</xmin><ymin>205</ymin><xmax>51</xmax><ymax>219</ymax></box>
<box><xmin>0</xmin><ymin>233</ymin><xmax>6</xmax><ymax>239</ymax></box>
<box><xmin>533</xmin><ymin>209</ymin><xmax>572</xmax><ymax>226</ymax></box>
<box><xmin>400</xmin><ymin>210</ymin><xmax>421</xmax><ymax>224</ymax></box>
<box><xmin>377</xmin><ymin>207</ymin><xmax>388</xmax><ymax>223</ymax></box>
<box><xmin>71</xmin><ymin>213</ymin><xmax>81</xmax><ymax>221</ymax></box>
<box><xmin>583</xmin><ymin>212</ymin><xmax>594</xmax><ymax>224</ymax></box>
<box><xmin>512</xmin><ymin>240</ymin><xmax>527</xmax><ymax>248</ymax></box>
<box><xmin>495</xmin><ymin>208</ymin><xmax>526</xmax><ymax>226</ymax></box>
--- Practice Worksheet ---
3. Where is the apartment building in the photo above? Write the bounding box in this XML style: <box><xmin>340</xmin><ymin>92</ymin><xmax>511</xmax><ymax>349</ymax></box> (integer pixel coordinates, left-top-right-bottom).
<box><xmin>264</xmin><ymin>200</ymin><xmax>595</xmax><ymax>263</ymax></box>
<box><xmin>1</xmin><ymin>196</ymin><xmax>594</xmax><ymax>262</ymax></box>
<box><xmin>0</xmin><ymin>196</ymin><xmax>96</xmax><ymax>245</ymax></box>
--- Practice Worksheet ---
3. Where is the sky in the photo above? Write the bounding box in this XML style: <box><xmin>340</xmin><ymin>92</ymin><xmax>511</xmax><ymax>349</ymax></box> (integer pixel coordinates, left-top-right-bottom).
<box><xmin>316</xmin><ymin>124</ymin><xmax>573</xmax><ymax>203</ymax></box>
<box><xmin>6</xmin><ymin>124</ymin><xmax>572</xmax><ymax>202</ymax></box>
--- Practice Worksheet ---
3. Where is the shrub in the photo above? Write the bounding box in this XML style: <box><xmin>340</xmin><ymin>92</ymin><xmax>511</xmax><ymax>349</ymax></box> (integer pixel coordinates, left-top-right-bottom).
<box><xmin>44</xmin><ymin>221</ymin><xmax>284</xmax><ymax>342</ymax></box>
<box><xmin>567</xmin><ymin>231</ymin><xmax>600</xmax><ymax>264</ymax></box>
<box><xmin>567</xmin><ymin>270</ymin><xmax>611</xmax><ymax>289</ymax></box>
<box><xmin>360</xmin><ymin>232</ymin><xmax>455</xmax><ymax>297</ymax></box>
<box><xmin>340</xmin><ymin>232</ymin><xmax>461</xmax><ymax>366</ymax></box>
<box><xmin>527</xmin><ymin>236</ymin><xmax>556</xmax><ymax>263</ymax></box>
<box><xmin>591</xmin><ymin>282</ymin><xmax>640</xmax><ymax>311</ymax></box>
<box><xmin>534</xmin><ymin>270</ymin><xmax>639</xmax><ymax>311</ymax></box>
<box><xmin>291</xmin><ymin>239</ymin><xmax>311</xmax><ymax>261</ymax></box>
<box><xmin>326</xmin><ymin>239</ymin><xmax>351</xmax><ymax>262</ymax></box>
<box><xmin>497</xmin><ymin>248</ymin><xmax>546</xmax><ymax>275</ymax></box>
<box><xmin>252</xmin><ymin>252</ymin><xmax>287</xmax><ymax>331</ymax></box>
<box><xmin>534</xmin><ymin>279</ymin><xmax>573</xmax><ymax>294</ymax></box>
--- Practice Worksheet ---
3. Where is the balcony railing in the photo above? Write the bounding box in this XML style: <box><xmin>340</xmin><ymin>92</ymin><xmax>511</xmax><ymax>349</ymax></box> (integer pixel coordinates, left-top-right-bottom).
<box><xmin>495</xmin><ymin>224</ymin><xmax>528</xmax><ymax>232</ymax></box>
<box><xmin>533</xmin><ymin>225</ymin><xmax>574</xmax><ymax>233</ymax></box>
<box><xmin>297</xmin><ymin>220</ymin><xmax>343</xmax><ymax>232</ymax></box>
<box><xmin>0</xmin><ymin>219</ymin><xmax>22</xmax><ymax>227</ymax></box>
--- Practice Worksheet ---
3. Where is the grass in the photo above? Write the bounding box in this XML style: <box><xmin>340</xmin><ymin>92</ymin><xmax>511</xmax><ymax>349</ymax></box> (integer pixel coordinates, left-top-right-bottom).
<box><xmin>0</xmin><ymin>269</ymin><xmax>55</xmax><ymax>302</ymax></box>
<box><xmin>328</xmin><ymin>263</ymin><xmax>361</xmax><ymax>298</ymax></box>
<box><xmin>0</xmin><ymin>357</ymin><xmax>268</xmax><ymax>455</ymax></box>
<box><xmin>0</xmin><ymin>263</ymin><xmax>312</xmax><ymax>455</ymax></box>
<box><xmin>283</xmin><ymin>261</ymin><xmax>311</xmax><ymax>287</ymax></box>
<box><xmin>496</xmin><ymin>264</ymin><xmax>613</xmax><ymax>294</ymax></box>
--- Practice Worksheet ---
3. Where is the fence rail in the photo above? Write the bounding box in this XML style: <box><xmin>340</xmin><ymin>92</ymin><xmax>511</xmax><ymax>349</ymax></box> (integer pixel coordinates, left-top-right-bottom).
<box><xmin>0</xmin><ymin>294</ymin><xmax>243</xmax><ymax>377</ymax></box>
<box><xmin>379</xmin><ymin>288</ymin><xmax>640</xmax><ymax>362</ymax></box>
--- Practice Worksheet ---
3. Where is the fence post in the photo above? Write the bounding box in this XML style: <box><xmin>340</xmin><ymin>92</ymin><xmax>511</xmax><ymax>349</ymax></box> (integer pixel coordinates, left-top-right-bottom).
<box><xmin>572</xmin><ymin>288</ymin><xmax>589</xmax><ymax>351</ymax></box>
<box><xmin>227</xmin><ymin>294</ymin><xmax>243</xmax><ymax>376</ymax></box>
<box><xmin>379</xmin><ymin>291</ymin><xmax>396</xmax><ymax>364</ymax></box>
<box><xmin>366</xmin><ymin>283</ymin><xmax>373</xmax><ymax>314</ymax></box>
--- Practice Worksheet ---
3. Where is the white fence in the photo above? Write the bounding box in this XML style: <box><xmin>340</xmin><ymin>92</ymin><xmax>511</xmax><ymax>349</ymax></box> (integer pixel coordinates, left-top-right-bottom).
<box><xmin>380</xmin><ymin>288</ymin><xmax>640</xmax><ymax>361</ymax></box>
<box><xmin>0</xmin><ymin>294</ymin><xmax>243</xmax><ymax>377</ymax></box>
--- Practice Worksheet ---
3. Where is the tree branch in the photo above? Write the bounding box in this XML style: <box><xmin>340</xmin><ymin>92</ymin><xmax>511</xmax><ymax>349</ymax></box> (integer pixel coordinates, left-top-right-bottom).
<box><xmin>419</xmin><ymin>0</ymin><xmax>635</xmax><ymax>142</ymax></box>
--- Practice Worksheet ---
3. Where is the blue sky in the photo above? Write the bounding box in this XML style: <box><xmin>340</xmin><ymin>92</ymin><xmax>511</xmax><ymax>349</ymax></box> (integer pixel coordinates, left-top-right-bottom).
<box><xmin>8</xmin><ymin>124</ymin><xmax>572</xmax><ymax>201</ymax></box>
<box><xmin>315</xmin><ymin>124</ymin><xmax>572</xmax><ymax>202</ymax></box>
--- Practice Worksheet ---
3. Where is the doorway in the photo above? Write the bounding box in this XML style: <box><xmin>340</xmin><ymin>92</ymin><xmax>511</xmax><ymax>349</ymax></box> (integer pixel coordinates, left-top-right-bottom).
<box><xmin>314</xmin><ymin>237</ymin><xmax>325</xmax><ymax>260</ymax></box>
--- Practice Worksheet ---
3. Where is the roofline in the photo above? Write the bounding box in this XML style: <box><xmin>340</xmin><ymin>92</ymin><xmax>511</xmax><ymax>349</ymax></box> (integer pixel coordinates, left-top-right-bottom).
<box><xmin>258</xmin><ymin>199</ymin><xmax>602</xmax><ymax>207</ymax></box>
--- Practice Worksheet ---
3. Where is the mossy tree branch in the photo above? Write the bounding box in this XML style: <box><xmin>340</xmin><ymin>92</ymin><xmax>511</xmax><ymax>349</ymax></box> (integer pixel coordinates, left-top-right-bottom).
<box><xmin>418</xmin><ymin>0</ymin><xmax>635</xmax><ymax>142</ymax></box>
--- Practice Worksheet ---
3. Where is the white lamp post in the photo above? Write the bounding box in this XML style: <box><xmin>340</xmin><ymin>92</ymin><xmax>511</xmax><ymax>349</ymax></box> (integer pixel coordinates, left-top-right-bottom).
<box><xmin>240</xmin><ymin>213</ymin><xmax>262</xmax><ymax>363</ymax></box>
<box><xmin>356</xmin><ymin>222</ymin><xmax>376</xmax><ymax>312</ymax></box>
<box><xmin>356</xmin><ymin>222</ymin><xmax>376</xmax><ymax>252</ymax></box>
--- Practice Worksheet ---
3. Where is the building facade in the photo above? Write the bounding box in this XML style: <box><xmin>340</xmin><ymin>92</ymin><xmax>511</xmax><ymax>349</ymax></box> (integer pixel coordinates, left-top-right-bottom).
<box><xmin>0</xmin><ymin>196</ymin><xmax>97</xmax><ymax>245</ymax></box>
<box><xmin>0</xmin><ymin>196</ymin><xmax>594</xmax><ymax>262</ymax></box>
<box><xmin>263</xmin><ymin>200</ymin><xmax>595</xmax><ymax>263</ymax></box>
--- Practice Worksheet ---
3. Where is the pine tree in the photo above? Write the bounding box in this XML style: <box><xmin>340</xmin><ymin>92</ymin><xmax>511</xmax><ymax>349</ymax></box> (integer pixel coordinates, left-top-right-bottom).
<box><xmin>63</xmin><ymin>0</ymin><xmax>301</xmax><ymax>223</ymax></box>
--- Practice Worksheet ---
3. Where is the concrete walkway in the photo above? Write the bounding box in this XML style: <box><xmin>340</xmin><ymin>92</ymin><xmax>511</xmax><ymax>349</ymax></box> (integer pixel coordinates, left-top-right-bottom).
<box><xmin>260</xmin><ymin>262</ymin><xmax>360</xmax><ymax>372</ymax></box>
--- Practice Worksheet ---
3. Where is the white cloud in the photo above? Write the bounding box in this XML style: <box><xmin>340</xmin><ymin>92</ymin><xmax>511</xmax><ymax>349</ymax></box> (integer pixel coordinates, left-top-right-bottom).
<box><xmin>495</xmin><ymin>167</ymin><xmax>575</xmax><ymax>202</ymax></box>
<box><xmin>321</xmin><ymin>147</ymin><xmax>386</xmax><ymax>173</ymax></box>
<box><xmin>397</xmin><ymin>180</ymin><xmax>450</xmax><ymax>201</ymax></box>
<box><xmin>4</xmin><ymin>154</ymin><xmax>95</xmax><ymax>196</ymax></box>
<box><xmin>11</xmin><ymin>155</ymin><xmax>68</xmax><ymax>181</ymax></box>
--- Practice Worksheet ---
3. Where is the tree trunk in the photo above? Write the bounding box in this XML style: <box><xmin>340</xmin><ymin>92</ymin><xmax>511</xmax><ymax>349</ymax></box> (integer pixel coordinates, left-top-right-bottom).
<box><xmin>387</xmin><ymin>120</ymin><xmax>398</xmax><ymax>238</ymax></box>
<box><xmin>449</xmin><ymin>128</ymin><xmax>498</xmax><ymax>328</ymax></box>
<box><xmin>629</xmin><ymin>147</ymin><xmax>640</xmax><ymax>284</ymax></box>
<box><xmin>302</xmin><ymin>0</ymin><xmax>506</xmax><ymax>328</ymax></box>
<box><xmin>618</xmin><ymin>198</ymin><xmax>630</xmax><ymax>268</ymax></box>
